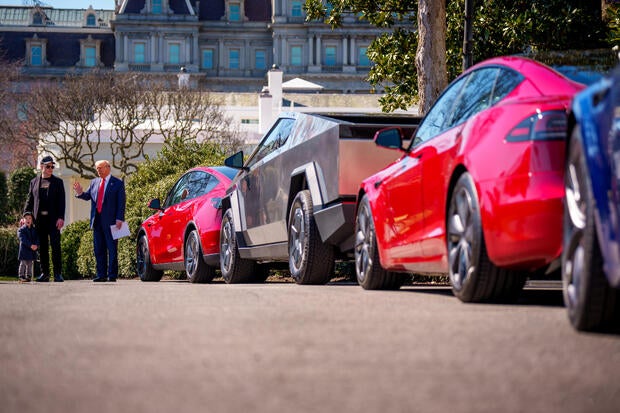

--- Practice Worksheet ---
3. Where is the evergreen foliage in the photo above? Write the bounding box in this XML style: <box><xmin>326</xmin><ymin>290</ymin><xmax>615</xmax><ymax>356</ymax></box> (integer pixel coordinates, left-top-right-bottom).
<box><xmin>8</xmin><ymin>167</ymin><xmax>36</xmax><ymax>224</ymax></box>
<box><xmin>0</xmin><ymin>172</ymin><xmax>9</xmax><ymax>225</ymax></box>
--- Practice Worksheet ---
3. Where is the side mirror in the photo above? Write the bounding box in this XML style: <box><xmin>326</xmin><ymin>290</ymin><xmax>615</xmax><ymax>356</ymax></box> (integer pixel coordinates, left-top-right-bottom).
<box><xmin>224</xmin><ymin>151</ymin><xmax>246</xmax><ymax>170</ymax></box>
<box><xmin>148</xmin><ymin>198</ymin><xmax>163</xmax><ymax>211</ymax></box>
<box><xmin>180</xmin><ymin>188</ymin><xmax>189</xmax><ymax>201</ymax></box>
<box><xmin>374</xmin><ymin>127</ymin><xmax>405</xmax><ymax>151</ymax></box>
<box><xmin>211</xmin><ymin>197</ymin><xmax>222</xmax><ymax>209</ymax></box>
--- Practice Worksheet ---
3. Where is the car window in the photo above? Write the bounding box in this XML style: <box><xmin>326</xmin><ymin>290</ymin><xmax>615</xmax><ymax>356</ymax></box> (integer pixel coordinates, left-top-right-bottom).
<box><xmin>491</xmin><ymin>68</ymin><xmax>524</xmax><ymax>104</ymax></box>
<box><xmin>246</xmin><ymin>117</ymin><xmax>296</xmax><ymax>168</ymax></box>
<box><xmin>163</xmin><ymin>173</ymin><xmax>191</xmax><ymax>208</ymax></box>
<box><xmin>187</xmin><ymin>171</ymin><xmax>219</xmax><ymax>199</ymax></box>
<box><xmin>413</xmin><ymin>75</ymin><xmax>468</xmax><ymax>146</ymax></box>
<box><xmin>448</xmin><ymin>68</ymin><xmax>499</xmax><ymax>127</ymax></box>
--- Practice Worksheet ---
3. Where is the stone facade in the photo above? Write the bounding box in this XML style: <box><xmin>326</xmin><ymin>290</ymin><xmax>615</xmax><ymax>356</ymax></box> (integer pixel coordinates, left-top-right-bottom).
<box><xmin>0</xmin><ymin>1</ymin><xmax>385</xmax><ymax>93</ymax></box>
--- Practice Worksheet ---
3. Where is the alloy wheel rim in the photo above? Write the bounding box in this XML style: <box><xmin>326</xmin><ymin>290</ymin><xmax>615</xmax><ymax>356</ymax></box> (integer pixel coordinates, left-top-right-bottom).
<box><xmin>448</xmin><ymin>187</ymin><xmax>475</xmax><ymax>290</ymax></box>
<box><xmin>289</xmin><ymin>207</ymin><xmax>305</xmax><ymax>273</ymax></box>
<box><xmin>185</xmin><ymin>233</ymin><xmax>198</xmax><ymax>277</ymax></box>
<box><xmin>221</xmin><ymin>217</ymin><xmax>233</xmax><ymax>274</ymax></box>
<box><xmin>564</xmin><ymin>158</ymin><xmax>587</xmax><ymax>309</ymax></box>
<box><xmin>355</xmin><ymin>203</ymin><xmax>373</xmax><ymax>282</ymax></box>
<box><xmin>137</xmin><ymin>238</ymin><xmax>147</xmax><ymax>277</ymax></box>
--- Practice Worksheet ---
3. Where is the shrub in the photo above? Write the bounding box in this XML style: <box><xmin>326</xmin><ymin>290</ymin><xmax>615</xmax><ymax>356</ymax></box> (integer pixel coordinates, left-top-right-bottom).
<box><xmin>61</xmin><ymin>220</ymin><xmax>90</xmax><ymax>280</ymax></box>
<box><xmin>117</xmin><ymin>216</ymin><xmax>143</xmax><ymax>278</ymax></box>
<box><xmin>8</xmin><ymin>167</ymin><xmax>36</xmax><ymax>224</ymax></box>
<box><xmin>0</xmin><ymin>172</ymin><xmax>9</xmax><ymax>225</ymax></box>
<box><xmin>77</xmin><ymin>230</ymin><xmax>95</xmax><ymax>278</ymax></box>
<box><xmin>0</xmin><ymin>225</ymin><xmax>19</xmax><ymax>277</ymax></box>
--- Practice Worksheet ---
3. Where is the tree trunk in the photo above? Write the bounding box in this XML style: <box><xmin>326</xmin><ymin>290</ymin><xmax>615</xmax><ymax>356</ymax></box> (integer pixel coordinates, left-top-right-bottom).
<box><xmin>416</xmin><ymin>0</ymin><xmax>448</xmax><ymax>115</ymax></box>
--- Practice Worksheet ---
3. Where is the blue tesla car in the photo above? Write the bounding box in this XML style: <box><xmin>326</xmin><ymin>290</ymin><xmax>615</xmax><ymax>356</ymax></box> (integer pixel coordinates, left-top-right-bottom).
<box><xmin>563</xmin><ymin>64</ymin><xmax>620</xmax><ymax>332</ymax></box>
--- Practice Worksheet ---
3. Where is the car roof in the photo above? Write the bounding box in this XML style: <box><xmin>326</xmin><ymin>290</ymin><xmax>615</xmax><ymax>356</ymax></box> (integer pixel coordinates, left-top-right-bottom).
<box><xmin>467</xmin><ymin>56</ymin><xmax>585</xmax><ymax>96</ymax></box>
<box><xmin>188</xmin><ymin>165</ymin><xmax>237</xmax><ymax>182</ymax></box>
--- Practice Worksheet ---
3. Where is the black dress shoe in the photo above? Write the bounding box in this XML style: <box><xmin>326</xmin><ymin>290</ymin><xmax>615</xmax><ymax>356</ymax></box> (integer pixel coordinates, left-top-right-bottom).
<box><xmin>93</xmin><ymin>277</ymin><xmax>107</xmax><ymax>282</ymax></box>
<box><xmin>54</xmin><ymin>275</ymin><xmax>64</xmax><ymax>282</ymax></box>
<box><xmin>36</xmin><ymin>274</ymin><xmax>50</xmax><ymax>282</ymax></box>
<box><xmin>107</xmin><ymin>277</ymin><xmax>117</xmax><ymax>282</ymax></box>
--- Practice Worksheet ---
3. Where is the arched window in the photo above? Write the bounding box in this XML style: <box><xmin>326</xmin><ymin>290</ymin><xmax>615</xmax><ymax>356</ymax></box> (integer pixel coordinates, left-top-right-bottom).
<box><xmin>32</xmin><ymin>12</ymin><xmax>43</xmax><ymax>25</ymax></box>
<box><xmin>86</xmin><ymin>14</ymin><xmax>96</xmax><ymax>26</ymax></box>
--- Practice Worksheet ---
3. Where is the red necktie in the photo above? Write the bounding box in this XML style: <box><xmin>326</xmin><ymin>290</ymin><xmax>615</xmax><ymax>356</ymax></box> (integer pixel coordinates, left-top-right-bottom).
<box><xmin>96</xmin><ymin>178</ymin><xmax>105</xmax><ymax>213</ymax></box>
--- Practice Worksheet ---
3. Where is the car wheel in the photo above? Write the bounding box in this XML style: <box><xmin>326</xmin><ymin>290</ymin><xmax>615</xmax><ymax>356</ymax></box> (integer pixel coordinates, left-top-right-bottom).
<box><xmin>355</xmin><ymin>194</ymin><xmax>406</xmax><ymax>290</ymax></box>
<box><xmin>136</xmin><ymin>234</ymin><xmax>163</xmax><ymax>282</ymax></box>
<box><xmin>447</xmin><ymin>172</ymin><xmax>525</xmax><ymax>303</ymax></box>
<box><xmin>184</xmin><ymin>229</ymin><xmax>215</xmax><ymax>283</ymax></box>
<box><xmin>563</xmin><ymin>127</ymin><xmax>620</xmax><ymax>332</ymax></box>
<box><xmin>288</xmin><ymin>190</ymin><xmax>334</xmax><ymax>284</ymax></box>
<box><xmin>220</xmin><ymin>209</ymin><xmax>255</xmax><ymax>283</ymax></box>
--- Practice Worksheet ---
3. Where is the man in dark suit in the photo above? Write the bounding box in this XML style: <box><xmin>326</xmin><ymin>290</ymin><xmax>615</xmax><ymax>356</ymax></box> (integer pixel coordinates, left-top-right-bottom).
<box><xmin>24</xmin><ymin>155</ymin><xmax>66</xmax><ymax>282</ymax></box>
<box><xmin>73</xmin><ymin>160</ymin><xmax>126</xmax><ymax>282</ymax></box>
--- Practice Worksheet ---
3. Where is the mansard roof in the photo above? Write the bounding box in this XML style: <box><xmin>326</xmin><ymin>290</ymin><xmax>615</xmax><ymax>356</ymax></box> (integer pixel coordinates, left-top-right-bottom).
<box><xmin>120</xmin><ymin>0</ymin><xmax>194</xmax><ymax>15</ymax></box>
<box><xmin>0</xmin><ymin>6</ymin><xmax>114</xmax><ymax>27</ymax></box>
<box><xmin>118</xmin><ymin>0</ymin><xmax>271</xmax><ymax>21</ymax></box>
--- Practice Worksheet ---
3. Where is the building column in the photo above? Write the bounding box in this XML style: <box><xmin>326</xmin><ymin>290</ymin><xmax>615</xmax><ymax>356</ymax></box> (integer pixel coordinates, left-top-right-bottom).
<box><xmin>315</xmin><ymin>35</ymin><xmax>321</xmax><ymax>66</ymax></box>
<box><xmin>307</xmin><ymin>36</ymin><xmax>313</xmax><ymax>66</ymax></box>
<box><xmin>115</xmin><ymin>33</ymin><xmax>122</xmax><ymax>63</ymax></box>
<box><xmin>185</xmin><ymin>36</ymin><xmax>191</xmax><ymax>65</ymax></box>
<box><xmin>123</xmin><ymin>34</ymin><xmax>129</xmax><ymax>63</ymax></box>
<box><xmin>343</xmin><ymin>35</ymin><xmax>355</xmax><ymax>73</ymax></box>
<box><xmin>218</xmin><ymin>39</ymin><xmax>224</xmax><ymax>74</ymax></box>
<box><xmin>245</xmin><ymin>39</ymin><xmax>250</xmax><ymax>75</ymax></box>
<box><xmin>151</xmin><ymin>34</ymin><xmax>157</xmax><ymax>64</ymax></box>
<box><xmin>281</xmin><ymin>36</ymin><xmax>288</xmax><ymax>69</ymax></box>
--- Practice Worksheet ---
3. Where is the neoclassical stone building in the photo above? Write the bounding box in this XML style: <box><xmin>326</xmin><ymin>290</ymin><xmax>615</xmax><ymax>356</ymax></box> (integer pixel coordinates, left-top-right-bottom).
<box><xmin>1</xmin><ymin>0</ymin><xmax>385</xmax><ymax>93</ymax></box>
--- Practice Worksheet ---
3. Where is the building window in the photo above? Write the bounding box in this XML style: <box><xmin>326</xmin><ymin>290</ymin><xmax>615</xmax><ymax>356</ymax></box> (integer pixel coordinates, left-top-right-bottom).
<box><xmin>255</xmin><ymin>50</ymin><xmax>266</xmax><ymax>70</ymax></box>
<box><xmin>168</xmin><ymin>43</ymin><xmax>180</xmax><ymax>64</ymax></box>
<box><xmin>229</xmin><ymin>49</ymin><xmax>240</xmax><ymax>69</ymax></box>
<box><xmin>202</xmin><ymin>49</ymin><xmax>214</xmax><ymax>69</ymax></box>
<box><xmin>152</xmin><ymin>0</ymin><xmax>162</xmax><ymax>14</ymax></box>
<box><xmin>26</xmin><ymin>35</ymin><xmax>47</xmax><ymax>66</ymax></box>
<box><xmin>134</xmin><ymin>43</ymin><xmax>146</xmax><ymax>63</ymax></box>
<box><xmin>86</xmin><ymin>14</ymin><xmax>96</xmax><ymax>26</ymax></box>
<box><xmin>291</xmin><ymin>1</ymin><xmax>303</xmax><ymax>17</ymax></box>
<box><xmin>31</xmin><ymin>45</ymin><xmax>42</xmax><ymax>66</ymax></box>
<box><xmin>325</xmin><ymin>46</ymin><xmax>336</xmax><ymax>66</ymax></box>
<box><xmin>358</xmin><ymin>47</ymin><xmax>370</xmax><ymax>67</ymax></box>
<box><xmin>85</xmin><ymin>46</ymin><xmax>96</xmax><ymax>67</ymax></box>
<box><xmin>291</xmin><ymin>46</ymin><xmax>302</xmax><ymax>66</ymax></box>
<box><xmin>229</xmin><ymin>3</ymin><xmax>241</xmax><ymax>21</ymax></box>
<box><xmin>32</xmin><ymin>12</ymin><xmax>43</xmax><ymax>25</ymax></box>
<box><xmin>79</xmin><ymin>35</ymin><xmax>102</xmax><ymax>68</ymax></box>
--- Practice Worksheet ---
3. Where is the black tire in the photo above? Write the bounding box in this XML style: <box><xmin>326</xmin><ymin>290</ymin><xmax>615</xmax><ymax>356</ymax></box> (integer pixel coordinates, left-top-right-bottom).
<box><xmin>447</xmin><ymin>172</ymin><xmax>525</xmax><ymax>303</ymax></box>
<box><xmin>355</xmin><ymin>194</ymin><xmax>406</xmax><ymax>290</ymax></box>
<box><xmin>137</xmin><ymin>234</ymin><xmax>163</xmax><ymax>282</ymax></box>
<box><xmin>563</xmin><ymin>127</ymin><xmax>620</xmax><ymax>332</ymax></box>
<box><xmin>220</xmin><ymin>209</ymin><xmax>255</xmax><ymax>283</ymax></box>
<box><xmin>184</xmin><ymin>229</ymin><xmax>215</xmax><ymax>283</ymax></box>
<box><xmin>288</xmin><ymin>190</ymin><xmax>335</xmax><ymax>285</ymax></box>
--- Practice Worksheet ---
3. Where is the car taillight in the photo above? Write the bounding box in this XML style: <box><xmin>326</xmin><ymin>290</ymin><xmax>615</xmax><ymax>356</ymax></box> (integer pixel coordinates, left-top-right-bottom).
<box><xmin>505</xmin><ymin>110</ymin><xmax>567</xmax><ymax>142</ymax></box>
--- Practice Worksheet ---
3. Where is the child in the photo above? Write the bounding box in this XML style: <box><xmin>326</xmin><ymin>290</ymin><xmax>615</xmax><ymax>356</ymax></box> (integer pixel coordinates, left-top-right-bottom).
<box><xmin>18</xmin><ymin>211</ymin><xmax>39</xmax><ymax>283</ymax></box>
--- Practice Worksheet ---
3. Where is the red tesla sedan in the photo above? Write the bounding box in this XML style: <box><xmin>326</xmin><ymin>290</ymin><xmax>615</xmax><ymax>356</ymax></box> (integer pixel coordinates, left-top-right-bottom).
<box><xmin>137</xmin><ymin>166</ymin><xmax>237</xmax><ymax>283</ymax></box>
<box><xmin>355</xmin><ymin>56</ymin><xmax>585</xmax><ymax>302</ymax></box>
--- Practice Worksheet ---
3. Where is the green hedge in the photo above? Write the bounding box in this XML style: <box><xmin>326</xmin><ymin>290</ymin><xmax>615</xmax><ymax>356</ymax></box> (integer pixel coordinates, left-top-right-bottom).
<box><xmin>0</xmin><ymin>226</ymin><xmax>19</xmax><ymax>277</ymax></box>
<box><xmin>61</xmin><ymin>220</ymin><xmax>90</xmax><ymax>279</ymax></box>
